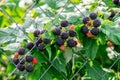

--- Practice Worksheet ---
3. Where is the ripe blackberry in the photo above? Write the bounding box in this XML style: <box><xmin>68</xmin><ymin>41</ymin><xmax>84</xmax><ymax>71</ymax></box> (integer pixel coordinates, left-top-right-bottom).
<box><xmin>34</xmin><ymin>30</ymin><xmax>40</xmax><ymax>37</ymax></box>
<box><xmin>27</xmin><ymin>42</ymin><xmax>34</xmax><ymax>50</ymax></box>
<box><xmin>53</xmin><ymin>27</ymin><xmax>61</xmax><ymax>35</ymax></box>
<box><xmin>35</xmin><ymin>38</ymin><xmax>42</xmax><ymax>47</ymax></box>
<box><xmin>69</xmin><ymin>30</ymin><xmax>76</xmax><ymax>37</ymax></box>
<box><xmin>40</xmin><ymin>30</ymin><xmax>47</xmax><ymax>34</ymax></box>
<box><xmin>26</xmin><ymin>65</ymin><xmax>34</xmax><ymax>72</ymax></box>
<box><xmin>60</xmin><ymin>20</ymin><xmax>68</xmax><ymax>27</ymax></box>
<box><xmin>61</xmin><ymin>32</ymin><xmax>69</xmax><ymax>39</ymax></box>
<box><xmin>110</xmin><ymin>12</ymin><xmax>115</xmax><ymax>17</ymax></box>
<box><xmin>56</xmin><ymin>38</ymin><xmax>65</xmax><ymax>46</ymax></box>
<box><xmin>89</xmin><ymin>13</ymin><xmax>97</xmax><ymax>20</ymax></box>
<box><xmin>26</xmin><ymin>55</ymin><xmax>33</xmax><ymax>62</ymax></box>
<box><xmin>82</xmin><ymin>17</ymin><xmax>90</xmax><ymax>24</ymax></box>
<box><xmin>67</xmin><ymin>39</ymin><xmax>76</xmax><ymax>47</ymax></box>
<box><xmin>18</xmin><ymin>48</ymin><xmax>25</xmax><ymax>55</ymax></box>
<box><xmin>38</xmin><ymin>44</ymin><xmax>45</xmax><ymax>51</ymax></box>
<box><xmin>113</xmin><ymin>0</ymin><xmax>119</xmax><ymax>5</ymax></box>
<box><xmin>19</xmin><ymin>58</ymin><xmax>25</xmax><ymax>64</ymax></box>
<box><xmin>90</xmin><ymin>28</ymin><xmax>99</xmax><ymax>35</ymax></box>
<box><xmin>81</xmin><ymin>26</ymin><xmax>89</xmax><ymax>34</ymax></box>
<box><xmin>13</xmin><ymin>58</ymin><xmax>19</xmax><ymax>65</ymax></box>
<box><xmin>108</xmin><ymin>12</ymin><xmax>116</xmax><ymax>20</ymax></box>
<box><xmin>43</xmin><ymin>38</ymin><xmax>51</xmax><ymax>44</ymax></box>
<box><xmin>17</xmin><ymin>64</ymin><xmax>25</xmax><ymax>71</ymax></box>
<box><xmin>93</xmin><ymin>19</ymin><xmax>101</xmax><ymax>27</ymax></box>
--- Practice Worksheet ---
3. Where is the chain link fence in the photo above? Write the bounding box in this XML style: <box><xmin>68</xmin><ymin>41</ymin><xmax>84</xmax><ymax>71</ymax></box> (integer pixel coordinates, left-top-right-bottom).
<box><xmin>0</xmin><ymin>0</ymin><xmax>120</xmax><ymax>80</ymax></box>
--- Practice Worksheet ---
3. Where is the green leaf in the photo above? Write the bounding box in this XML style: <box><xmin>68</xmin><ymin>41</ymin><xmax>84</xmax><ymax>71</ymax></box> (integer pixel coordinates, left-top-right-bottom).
<box><xmin>102</xmin><ymin>0</ymin><xmax>119</xmax><ymax>8</ymax></box>
<box><xmin>64</xmin><ymin>47</ymin><xmax>73</xmax><ymax>63</ymax></box>
<box><xmin>101</xmin><ymin>23</ymin><xmax>120</xmax><ymax>45</ymax></box>
<box><xmin>46</xmin><ymin>0</ymin><xmax>66</xmax><ymax>10</ymax></box>
<box><xmin>86</xmin><ymin>61</ymin><xmax>109</xmax><ymax>80</ymax></box>
<box><xmin>68</xmin><ymin>16</ymin><xmax>79</xmax><ymax>24</ymax></box>
<box><xmin>28</xmin><ymin>32</ymin><xmax>35</xmax><ymax>41</ymax></box>
<box><xmin>54</xmin><ymin>53</ymin><xmax>66</xmax><ymax>74</ymax></box>
<box><xmin>0</xmin><ymin>28</ymin><xmax>17</xmax><ymax>44</ymax></box>
<box><xmin>97</xmin><ymin>31</ymin><xmax>106</xmax><ymax>45</ymax></box>
<box><xmin>114</xmin><ymin>45</ymin><xmax>120</xmax><ymax>53</ymax></box>
<box><xmin>44</xmin><ymin>9</ymin><xmax>55</xmax><ymax>17</ymax></box>
<box><xmin>6</xmin><ymin>63</ymin><xmax>15</xmax><ymax>74</ymax></box>
<box><xmin>46</xmin><ymin>45</ymin><xmax>52</xmax><ymax>60</ymax></box>
<box><xmin>90</xmin><ymin>2</ymin><xmax>98</xmax><ymax>11</ymax></box>
<box><xmin>27</xmin><ymin>64</ymin><xmax>42</xmax><ymax>80</ymax></box>
<box><xmin>83</xmin><ymin>38</ymin><xmax>99</xmax><ymax>60</ymax></box>
<box><xmin>75</xmin><ymin>24</ymin><xmax>84</xmax><ymax>40</ymax></box>
<box><xmin>33</xmin><ymin>49</ymin><xmax>46</xmax><ymax>63</ymax></box>
<box><xmin>1</xmin><ymin>43</ymin><xmax>19</xmax><ymax>52</ymax></box>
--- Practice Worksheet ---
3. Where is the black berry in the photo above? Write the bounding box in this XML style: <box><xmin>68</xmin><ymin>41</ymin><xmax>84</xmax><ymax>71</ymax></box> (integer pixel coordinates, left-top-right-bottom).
<box><xmin>108</xmin><ymin>12</ymin><xmax>116</xmax><ymax>20</ymax></box>
<box><xmin>17</xmin><ymin>64</ymin><xmax>25</xmax><ymax>71</ymax></box>
<box><xmin>19</xmin><ymin>58</ymin><xmax>25</xmax><ymax>64</ymax></box>
<box><xmin>56</xmin><ymin>38</ymin><xmax>65</xmax><ymax>46</ymax></box>
<box><xmin>43</xmin><ymin>38</ymin><xmax>51</xmax><ymax>44</ymax></box>
<box><xmin>38</xmin><ymin>44</ymin><xmax>45</xmax><ymax>51</ymax></box>
<box><xmin>40</xmin><ymin>30</ymin><xmax>47</xmax><ymax>34</ymax></box>
<box><xmin>81</xmin><ymin>26</ymin><xmax>89</xmax><ymax>34</ymax></box>
<box><xmin>113</xmin><ymin>0</ymin><xmax>119</xmax><ymax>5</ymax></box>
<box><xmin>67</xmin><ymin>39</ymin><xmax>76</xmax><ymax>47</ymax></box>
<box><xmin>34</xmin><ymin>30</ymin><xmax>40</xmax><ymax>37</ymax></box>
<box><xmin>61</xmin><ymin>32</ymin><xmax>69</xmax><ymax>39</ymax></box>
<box><xmin>27</xmin><ymin>42</ymin><xmax>34</xmax><ymax>50</ymax></box>
<box><xmin>89</xmin><ymin>13</ymin><xmax>97</xmax><ymax>20</ymax></box>
<box><xmin>110</xmin><ymin>12</ymin><xmax>115</xmax><ymax>18</ymax></box>
<box><xmin>93</xmin><ymin>19</ymin><xmax>101</xmax><ymax>27</ymax></box>
<box><xmin>90</xmin><ymin>28</ymin><xmax>99</xmax><ymax>35</ymax></box>
<box><xmin>53</xmin><ymin>27</ymin><xmax>61</xmax><ymax>35</ymax></box>
<box><xmin>82</xmin><ymin>17</ymin><xmax>90</xmax><ymax>24</ymax></box>
<box><xmin>35</xmin><ymin>38</ymin><xmax>42</xmax><ymax>47</ymax></box>
<box><xmin>18</xmin><ymin>48</ymin><xmax>25</xmax><ymax>55</ymax></box>
<box><xmin>26</xmin><ymin>65</ymin><xmax>34</xmax><ymax>72</ymax></box>
<box><xmin>60</xmin><ymin>20</ymin><xmax>68</xmax><ymax>27</ymax></box>
<box><xmin>26</xmin><ymin>55</ymin><xmax>33</xmax><ymax>62</ymax></box>
<box><xmin>69</xmin><ymin>30</ymin><xmax>76</xmax><ymax>37</ymax></box>
<box><xmin>13</xmin><ymin>58</ymin><xmax>19</xmax><ymax>65</ymax></box>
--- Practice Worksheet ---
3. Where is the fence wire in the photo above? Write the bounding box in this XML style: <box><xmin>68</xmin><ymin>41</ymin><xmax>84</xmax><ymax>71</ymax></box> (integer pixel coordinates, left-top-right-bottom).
<box><xmin>0</xmin><ymin>0</ymin><xmax>120</xmax><ymax>80</ymax></box>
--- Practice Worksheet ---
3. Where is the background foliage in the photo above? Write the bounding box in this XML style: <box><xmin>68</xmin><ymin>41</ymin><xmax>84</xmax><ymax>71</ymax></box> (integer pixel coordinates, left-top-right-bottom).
<box><xmin>0</xmin><ymin>0</ymin><xmax>120</xmax><ymax>80</ymax></box>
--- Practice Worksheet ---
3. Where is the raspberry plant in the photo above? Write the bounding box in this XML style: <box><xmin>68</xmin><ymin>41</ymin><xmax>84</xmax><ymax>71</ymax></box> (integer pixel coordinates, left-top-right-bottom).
<box><xmin>0</xmin><ymin>0</ymin><xmax>120</xmax><ymax>80</ymax></box>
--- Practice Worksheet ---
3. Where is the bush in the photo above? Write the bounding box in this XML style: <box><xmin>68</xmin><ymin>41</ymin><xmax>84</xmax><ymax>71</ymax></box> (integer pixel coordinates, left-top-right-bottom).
<box><xmin>0</xmin><ymin>0</ymin><xmax>120</xmax><ymax>80</ymax></box>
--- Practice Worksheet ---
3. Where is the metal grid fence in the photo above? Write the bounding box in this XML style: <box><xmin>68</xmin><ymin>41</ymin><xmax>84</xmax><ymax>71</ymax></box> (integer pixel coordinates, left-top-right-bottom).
<box><xmin>0</xmin><ymin>0</ymin><xmax>120</xmax><ymax>80</ymax></box>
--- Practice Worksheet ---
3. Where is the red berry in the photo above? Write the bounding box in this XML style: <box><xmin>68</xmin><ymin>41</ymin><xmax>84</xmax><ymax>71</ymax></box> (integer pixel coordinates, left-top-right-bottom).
<box><xmin>87</xmin><ymin>21</ymin><xmax>92</xmax><ymax>26</ymax></box>
<box><xmin>60</xmin><ymin>45</ymin><xmax>66</xmax><ymax>51</ymax></box>
<box><xmin>86</xmin><ymin>31</ymin><xmax>93</xmax><ymax>37</ymax></box>
<box><xmin>32</xmin><ymin>58</ymin><xmax>38</xmax><ymax>64</ymax></box>
<box><xmin>70</xmin><ymin>25</ymin><xmax>76</xmax><ymax>30</ymax></box>
<box><xmin>74</xmin><ymin>41</ymin><xmax>78</xmax><ymax>46</ymax></box>
<box><xmin>14</xmin><ymin>52</ymin><xmax>19</xmax><ymax>58</ymax></box>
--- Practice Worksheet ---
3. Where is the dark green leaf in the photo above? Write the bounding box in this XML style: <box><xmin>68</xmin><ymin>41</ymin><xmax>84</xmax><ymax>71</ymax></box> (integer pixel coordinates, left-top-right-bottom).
<box><xmin>83</xmin><ymin>38</ymin><xmax>99</xmax><ymax>60</ymax></box>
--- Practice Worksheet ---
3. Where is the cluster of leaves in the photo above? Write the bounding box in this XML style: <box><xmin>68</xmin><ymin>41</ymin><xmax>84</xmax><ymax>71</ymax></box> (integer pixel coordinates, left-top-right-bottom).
<box><xmin>0</xmin><ymin>0</ymin><xmax>120</xmax><ymax>80</ymax></box>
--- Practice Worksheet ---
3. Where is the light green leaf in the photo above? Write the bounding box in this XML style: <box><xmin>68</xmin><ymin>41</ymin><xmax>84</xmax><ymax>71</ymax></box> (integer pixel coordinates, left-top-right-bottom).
<box><xmin>46</xmin><ymin>45</ymin><xmax>52</xmax><ymax>60</ymax></box>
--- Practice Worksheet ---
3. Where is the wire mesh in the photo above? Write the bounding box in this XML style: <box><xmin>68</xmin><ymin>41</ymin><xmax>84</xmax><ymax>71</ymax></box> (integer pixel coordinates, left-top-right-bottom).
<box><xmin>0</xmin><ymin>0</ymin><xmax>120</xmax><ymax>80</ymax></box>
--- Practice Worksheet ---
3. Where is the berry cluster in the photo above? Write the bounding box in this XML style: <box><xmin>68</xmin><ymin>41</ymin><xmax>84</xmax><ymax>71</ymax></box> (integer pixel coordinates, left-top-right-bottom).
<box><xmin>53</xmin><ymin>20</ymin><xmax>77</xmax><ymax>50</ymax></box>
<box><xmin>113</xmin><ymin>0</ymin><xmax>120</xmax><ymax>6</ymax></box>
<box><xmin>33</xmin><ymin>29</ymin><xmax>51</xmax><ymax>51</ymax></box>
<box><xmin>13</xmin><ymin>48</ymin><xmax>38</xmax><ymax>72</ymax></box>
<box><xmin>81</xmin><ymin>13</ymin><xmax>101</xmax><ymax>37</ymax></box>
